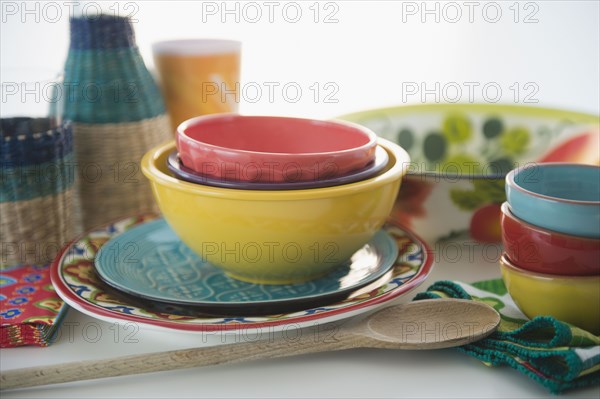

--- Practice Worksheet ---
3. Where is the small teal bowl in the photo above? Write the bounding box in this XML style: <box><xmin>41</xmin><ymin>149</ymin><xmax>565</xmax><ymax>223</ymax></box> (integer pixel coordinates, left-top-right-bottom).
<box><xmin>506</xmin><ymin>163</ymin><xmax>600</xmax><ymax>238</ymax></box>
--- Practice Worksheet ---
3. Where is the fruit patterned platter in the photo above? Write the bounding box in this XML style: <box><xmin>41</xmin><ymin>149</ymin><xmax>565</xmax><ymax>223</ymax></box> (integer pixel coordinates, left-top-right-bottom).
<box><xmin>340</xmin><ymin>103</ymin><xmax>599</xmax><ymax>243</ymax></box>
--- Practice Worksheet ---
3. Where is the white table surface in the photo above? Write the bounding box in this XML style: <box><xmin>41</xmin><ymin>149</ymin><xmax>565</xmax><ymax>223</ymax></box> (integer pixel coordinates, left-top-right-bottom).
<box><xmin>2</xmin><ymin>244</ymin><xmax>599</xmax><ymax>398</ymax></box>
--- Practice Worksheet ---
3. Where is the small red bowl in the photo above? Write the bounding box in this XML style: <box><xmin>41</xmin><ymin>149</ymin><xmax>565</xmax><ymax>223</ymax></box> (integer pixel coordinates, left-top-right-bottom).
<box><xmin>176</xmin><ymin>114</ymin><xmax>377</xmax><ymax>183</ymax></box>
<box><xmin>501</xmin><ymin>202</ymin><xmax>600</xmax><ymax>276</ymax></box>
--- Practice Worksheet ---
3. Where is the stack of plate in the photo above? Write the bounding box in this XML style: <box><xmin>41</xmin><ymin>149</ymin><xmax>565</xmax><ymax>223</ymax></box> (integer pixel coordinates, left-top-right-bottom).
<box><xmin>50</xmin><ymin>214</ymin><xmax>432</xmax><ymax>333</ymax></box>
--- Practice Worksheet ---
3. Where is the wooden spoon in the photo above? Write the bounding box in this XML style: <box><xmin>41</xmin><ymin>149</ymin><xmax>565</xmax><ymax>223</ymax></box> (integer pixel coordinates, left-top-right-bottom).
<box><xmin>0</xmin><ymin>299</ymin><xmax>500</xmax><ymax>390</ymax></box>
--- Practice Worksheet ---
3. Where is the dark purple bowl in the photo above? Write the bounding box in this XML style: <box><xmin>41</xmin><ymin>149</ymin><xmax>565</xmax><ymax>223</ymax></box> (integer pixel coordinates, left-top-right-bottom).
<box><xmin>166</xmin><ymin>146</ymin><xmax>389</xmax><ymax>190</ymax></box>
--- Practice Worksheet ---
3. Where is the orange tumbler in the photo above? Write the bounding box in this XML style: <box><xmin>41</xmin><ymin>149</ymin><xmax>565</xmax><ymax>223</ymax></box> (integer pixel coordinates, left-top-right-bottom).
<box><xmin>153</xmin><ymin>39</ymin><xmax>241</xmax><ymax>132</ymax></box>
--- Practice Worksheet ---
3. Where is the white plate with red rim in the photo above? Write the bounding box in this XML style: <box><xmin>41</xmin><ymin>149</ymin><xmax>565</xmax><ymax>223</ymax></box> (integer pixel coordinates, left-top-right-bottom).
<box><xmin>51</xmin><ymin>214</ymin><xmax>433</xmax><ymax>334</ymax></box>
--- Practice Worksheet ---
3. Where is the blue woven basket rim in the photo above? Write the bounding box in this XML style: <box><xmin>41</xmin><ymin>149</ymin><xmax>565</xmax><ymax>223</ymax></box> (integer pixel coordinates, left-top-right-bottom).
<box><xmin>2</xmin><ymin>119</ymin><xmax>72</xmax><ymax>141</ymax></box>
<box><xmin>1</xmin><ymin>120</ymin><xmax>73</xmax><ymax>166</ymax></box>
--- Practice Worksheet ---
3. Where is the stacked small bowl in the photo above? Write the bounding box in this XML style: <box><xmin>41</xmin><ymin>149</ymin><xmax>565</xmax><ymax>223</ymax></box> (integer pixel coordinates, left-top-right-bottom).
<box><xmin>142</xmin><ymin>114</ymin><xmax>410</xmax><ymax>285</ymax></box>
<box><xmin>501</xmin><ymin>163</ymin><xmax>600</xmax><ymax>333</ymax></box>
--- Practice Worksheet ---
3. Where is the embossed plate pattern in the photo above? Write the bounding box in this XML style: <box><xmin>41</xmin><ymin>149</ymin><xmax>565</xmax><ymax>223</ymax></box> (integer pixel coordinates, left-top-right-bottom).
<box><xmin>94</xmin><ymin>219</ymin><xmax>398</xmax><ymax>314</ymax></box>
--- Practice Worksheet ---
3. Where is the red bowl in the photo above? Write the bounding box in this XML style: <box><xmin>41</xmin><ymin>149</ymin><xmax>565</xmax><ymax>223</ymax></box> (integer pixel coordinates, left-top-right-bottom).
<box><xmin>501</xmin><ymin>202</ymin><xmax>600</xmax><ymax>276</ymax></box>
<box><xmin>176</xmin><ymin>114</ymin><xmax>377</xmax><ymax>183</ymax></box>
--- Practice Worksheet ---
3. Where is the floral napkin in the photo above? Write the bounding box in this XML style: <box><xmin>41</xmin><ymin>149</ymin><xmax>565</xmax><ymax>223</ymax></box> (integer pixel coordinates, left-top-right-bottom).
<box><xmin>1</xmin><ymin>264</ymin><xmax>68</xmax><ymax>347</ymax></box>
<box><xmin>414</xmin><ymin>279</ymin><xmax>600</xmax><ymax>394</ymax></box>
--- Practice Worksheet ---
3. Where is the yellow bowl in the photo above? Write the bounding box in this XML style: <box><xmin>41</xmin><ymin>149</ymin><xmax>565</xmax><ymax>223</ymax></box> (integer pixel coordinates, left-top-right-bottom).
<box><xmin>500</xmin><ymin>255</ymin><xmax>600</xmax><ymax>334</ymax></box>
<box><xmin>141</xmin><ymin>138</ymin><xmax>410</xmax><ymax>284</ymax></box>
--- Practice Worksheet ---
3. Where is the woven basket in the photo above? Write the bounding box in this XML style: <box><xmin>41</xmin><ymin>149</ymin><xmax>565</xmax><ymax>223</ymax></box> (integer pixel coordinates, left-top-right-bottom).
<box><xmin>1</xmin><ymin>119</ymin><xmax>77</xmax><ymax>269</ymax></box>
<box><xmin>63</xmin><ymin>15</ymin><xmax>172</xmax><ymax>229</ymax></box>
<box><xmin>72</xmin><ymin>115</ymin><xmax>170</xmax><ymax>228</ymax></box>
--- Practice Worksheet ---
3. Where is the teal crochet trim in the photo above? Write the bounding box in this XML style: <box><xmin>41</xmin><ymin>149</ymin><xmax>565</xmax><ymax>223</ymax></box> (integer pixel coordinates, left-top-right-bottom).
<box><xmin>478</xmin><ymin>339</ymin><xmax>583</xmax><ymax>381</ymax></box>
<box><xmin>414</xmin><ymin>280</ymin><xmax>472</xmax><ymax>299</ymax></box>
<box><xmin>499</xmin><ymin>316</ymin><xmax>573</xmax><ymax>348</ymax></box>
<box><xmin>63</xmin><ymin>48</ymin><xmax>165</xmax><ymax>123</ymax></box>
<box><xmin>0</xmin><ymin>153</ymin><xmax>75</xmax><ymax>202</ymax></box>
<box><xmin>458</xmin><ymin>345</ymin><xmax>599</xmax><ymax>394</ymax></box>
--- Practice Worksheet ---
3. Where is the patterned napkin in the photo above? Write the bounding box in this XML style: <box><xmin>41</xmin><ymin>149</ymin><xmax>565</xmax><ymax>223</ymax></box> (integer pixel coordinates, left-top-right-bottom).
<box><xmin>0</xmin><ymin>264</ymin><xmax>68</xmax><ymax>347</ymax></box>
<box><xmin>414</xmin><ymin>280</ymin><xmax>600</xmax><ymax>394</ymax></box>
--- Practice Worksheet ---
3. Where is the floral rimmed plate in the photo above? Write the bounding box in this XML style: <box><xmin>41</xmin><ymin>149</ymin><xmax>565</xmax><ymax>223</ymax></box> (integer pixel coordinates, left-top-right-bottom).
<box><xmin>94</xmin><ymin>218</ymin><xmax>399</xmax><ymax>315</ymax></box>
<box><xmin>50</xmin><ymin>214</ymin><xmax>433</xmax><ymax>333</ymax></box>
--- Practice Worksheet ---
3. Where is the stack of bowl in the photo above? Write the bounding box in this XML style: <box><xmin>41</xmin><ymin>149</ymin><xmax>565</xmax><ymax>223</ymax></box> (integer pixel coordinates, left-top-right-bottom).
<box><xmin>142</xmin><ymin>114</ymin><xmax>410</xmax><ymax>285</ymax></box>
<box><xmin>500</xmin><ymin>163</ymin><xmax>600</xmax><ymax>333</ymax></box>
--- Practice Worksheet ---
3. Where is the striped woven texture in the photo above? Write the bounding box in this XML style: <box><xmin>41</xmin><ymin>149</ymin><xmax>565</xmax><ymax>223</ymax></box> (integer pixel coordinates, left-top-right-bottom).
<box><xmin>63</xmin><ymin>15</ymin><xmax>172</xmax><ymax>229</ymax></box>
<box><xmin>72</xmin><ymin>116</ymin><xmax>170</xmax><ymax>228</ymax></box>
<box><xmin>1</xmin><ymin>118</ymin><xmax>72</xmax><ymax>167</ymax></box>
<box><xmin>63</xmin><ymin>15</ymin><xmax>165</xmax><ymax>124</ymax></box>
<box><xmin>1</xmin><ymin>119</ymin><xmax>77</xmax><ymax>268</ymax></box>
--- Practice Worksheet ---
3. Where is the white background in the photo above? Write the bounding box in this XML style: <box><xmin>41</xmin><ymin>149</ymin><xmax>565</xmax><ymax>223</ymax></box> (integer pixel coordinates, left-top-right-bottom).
<box><xmin>1</xmin><ymin>1</ymin><xmax>599</xmax><ymax>398</ymax></box>
<box><xmin>1</xmin><ymin>0</ymin><xmax>599</xmax><ymax>118</ymax></box>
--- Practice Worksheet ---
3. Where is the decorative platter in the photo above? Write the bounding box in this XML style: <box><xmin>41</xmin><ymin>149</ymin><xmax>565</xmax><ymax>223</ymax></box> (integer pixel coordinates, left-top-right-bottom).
<box><xmin>51</xmin><ymin>214</ymin><xmax>433</xmax><ymax>333</ymax></box>
<box><xmin>94</xmin><ymin>218</ymin><xmax>399</xmax><ymax>315</ymax></box>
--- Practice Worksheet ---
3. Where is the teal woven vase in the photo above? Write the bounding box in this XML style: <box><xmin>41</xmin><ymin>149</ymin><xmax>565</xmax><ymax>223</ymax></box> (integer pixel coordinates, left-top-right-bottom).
<box><xmin>63</xmin><ymin>15</ymin><xmax>172</xmax><ymax>229</ymax></box>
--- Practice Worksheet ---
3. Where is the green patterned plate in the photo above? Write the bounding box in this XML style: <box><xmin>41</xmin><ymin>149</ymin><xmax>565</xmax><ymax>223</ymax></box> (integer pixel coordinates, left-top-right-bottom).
<box><xmin>94</xmin><ymin>219</ymin><xmax>398</xmax><ymax>315</ymax></box>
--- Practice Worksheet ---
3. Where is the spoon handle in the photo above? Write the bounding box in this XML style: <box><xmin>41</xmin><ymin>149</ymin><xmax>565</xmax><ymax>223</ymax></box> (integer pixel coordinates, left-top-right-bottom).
<box><xmin>1</xmin><ymin>327</ymin><xmax>359</xmax><ymax>390</ymax></box>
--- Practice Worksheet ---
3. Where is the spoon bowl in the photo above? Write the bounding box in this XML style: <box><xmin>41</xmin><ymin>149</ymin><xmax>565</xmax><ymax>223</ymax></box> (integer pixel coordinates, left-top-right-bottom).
<box><xmin>359</xmin><ymin>299</ymin><xmax>500</xmax><ymax>349</ymax></box>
